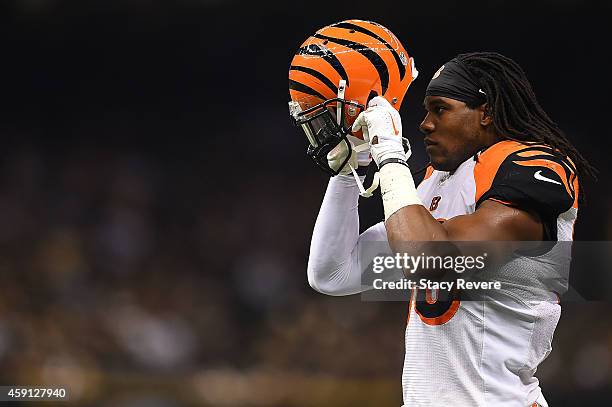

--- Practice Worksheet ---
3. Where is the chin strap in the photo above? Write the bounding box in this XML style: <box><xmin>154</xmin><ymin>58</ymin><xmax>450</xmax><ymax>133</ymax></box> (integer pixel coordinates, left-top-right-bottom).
<box><xmin>348</xmin><ymin>136</ymin><xmax>413</xmax><ymax>198</ymax></box>
<box><xmin>347</xmin><ymin>142</ymin><xmax>380</xmax><ymax>198</ymax></box>
<box><xmin>352</xmin><ymin>166</ymin><xmax>380</xmax><ymax>198</ymax></box>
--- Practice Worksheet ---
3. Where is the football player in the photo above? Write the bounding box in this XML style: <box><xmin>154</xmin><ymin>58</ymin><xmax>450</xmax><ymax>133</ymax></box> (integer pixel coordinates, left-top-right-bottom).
<box><xmin>289</xmin><ymin>20</ymin><xmax>594</xmax><ymax>407</ymax></box>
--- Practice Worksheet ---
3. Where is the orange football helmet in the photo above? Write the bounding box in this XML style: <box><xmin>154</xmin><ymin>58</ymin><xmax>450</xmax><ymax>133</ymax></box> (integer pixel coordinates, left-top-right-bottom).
<box><xmin>288</xmin><ymin>19</ymin><xmax>418</xmax><ymax>175</ymax></box>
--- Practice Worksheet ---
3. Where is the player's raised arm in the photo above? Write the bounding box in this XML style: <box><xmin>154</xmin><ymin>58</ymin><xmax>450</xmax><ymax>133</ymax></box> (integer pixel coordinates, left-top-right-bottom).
<box><xmin>307</xmin><ymin>172</ymin><xmax>388</xmax><ymax>295</ymax></box>
<box><xmin>354</xmin><ymin>54</ymin><xmax>592</xmax><ymax>254</ymax></box>
<box><xmin>353</xmin><ymin>96</ymin><xmax>543</xmax><ymax>253</ymax></box>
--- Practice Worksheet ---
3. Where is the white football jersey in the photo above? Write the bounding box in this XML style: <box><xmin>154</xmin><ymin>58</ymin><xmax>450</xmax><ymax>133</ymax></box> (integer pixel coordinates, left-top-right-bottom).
<box><xmin>389</xmin><ymin>141</ymin><xmax>578</xmax><ymax>406</ymax></box>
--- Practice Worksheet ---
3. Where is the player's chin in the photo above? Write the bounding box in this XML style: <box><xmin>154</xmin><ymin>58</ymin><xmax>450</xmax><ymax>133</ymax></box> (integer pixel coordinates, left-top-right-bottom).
<box><xmin>429</xmin><ymin>155</ymin><xmax>460</xmax><ymax>172</ymax></box>
<box><xmin>427</xmin><ymin>146</ymin><xmax>464</xmax><ymax>171</ymax></box>
<box><xmin>427</xmin><ymin>150</ymin><xmax>449</xmax><ymax>171</ymax></box>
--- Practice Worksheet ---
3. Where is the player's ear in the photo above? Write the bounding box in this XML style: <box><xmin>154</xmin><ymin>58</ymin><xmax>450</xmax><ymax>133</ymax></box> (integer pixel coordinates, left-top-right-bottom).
<box><xmin>479</xmin><ymin>103</ymin><xmax>493</xmax><ymax>127</ymax></box>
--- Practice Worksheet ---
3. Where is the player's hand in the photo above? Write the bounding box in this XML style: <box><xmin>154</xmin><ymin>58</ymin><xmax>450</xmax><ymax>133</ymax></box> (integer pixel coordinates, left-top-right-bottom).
<box><xmin>327</xmin><ymin>135</ymin><xmax>372</xmax><ymax>175</ymax></box>
<box><xmin>351</xmin><ymin>96</ymin><xmax>411</xmax><ymax>167</ymax></box>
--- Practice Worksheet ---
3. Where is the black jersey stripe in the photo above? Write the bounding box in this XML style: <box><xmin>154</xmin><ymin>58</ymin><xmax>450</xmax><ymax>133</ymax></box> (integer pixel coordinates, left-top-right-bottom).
<box><xmin>290</xmin><ymin>65</ymin><xmax>337</xmax><ymax>96</ymax></box>
<box><xmin>515</xmin><ymin>145</ymin><xmax>576</xmax><ymax>178</ymax></box>
<box><xmin>333</xmin><ymin>21</ymin><xmax>406</xmax><ymax>80</ymax></box>
<box><xmin>297</xmin><ymin>43</ymin><xmax>349</xmax><ymax>86</ymax></box>
<box><xmin>313</xmin><ymin>33</ymin><xmax>389</xmax><ymax>94</ymax></box>
<box><xmin>511</xmin><ymin>147</ymin><xmax>576</xmax><ymax>194</ymax></box>
<box><xmin>289</xmin><ymin>79</ymin><xmax>327</xmax><ymax>101</ymax></box>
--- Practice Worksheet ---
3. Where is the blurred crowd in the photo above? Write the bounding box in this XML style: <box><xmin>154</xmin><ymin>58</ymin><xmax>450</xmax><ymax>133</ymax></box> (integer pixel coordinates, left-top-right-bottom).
<box><xmin>0</xmin><ymin>142</ymin><xmax>610</xmax><ymax>406</ymax></box>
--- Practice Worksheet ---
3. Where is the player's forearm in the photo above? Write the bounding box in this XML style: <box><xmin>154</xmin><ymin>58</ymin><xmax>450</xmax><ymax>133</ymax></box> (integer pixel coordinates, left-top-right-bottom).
<box><xmin>385</xmin><ymin>205</ymin><xmax>461</xmax><ymax>281</ymax></box>
<box><xmin>386</xmin><ymin>205</ymin><xmax>450</xmax><ymax>249</ymax></box>
<box><xmin>378</xmin><ymin>163</ymin><xmax>450</xmax><ymax>253</ymax></box>
<box><xmin>307</xmin><ymin>175</ymin><xmax>361</xmax><ymax>294</ymax></box>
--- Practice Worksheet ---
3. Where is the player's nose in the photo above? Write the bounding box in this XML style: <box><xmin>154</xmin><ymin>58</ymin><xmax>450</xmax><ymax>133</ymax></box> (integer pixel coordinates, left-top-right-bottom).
<box><xmin>419</xmin><ymin>113</ymin><xmax>435</xmax><ymax>135</ymax></box>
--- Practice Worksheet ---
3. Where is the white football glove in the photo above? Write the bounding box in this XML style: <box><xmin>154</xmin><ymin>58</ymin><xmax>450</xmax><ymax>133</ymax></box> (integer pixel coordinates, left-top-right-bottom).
<box><xmin>327</xmin><ymin>135</ymin><xmax>372</xmax><ymax>175</ymax></box>
<box><xmin>351</xmin><ymin>96</ymin><xmax>411</xmax><ymax>167</ymax></box>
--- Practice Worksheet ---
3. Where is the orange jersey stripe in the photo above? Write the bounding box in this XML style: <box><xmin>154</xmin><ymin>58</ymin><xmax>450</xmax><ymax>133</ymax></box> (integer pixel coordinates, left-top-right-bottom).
<box><xmin>488</xmin><ymin>198</ymin><xmax>515</xmax><ymax>206</ymax></box>
<box><xmin>474</xmin><ymin>140</ymin><xmax>529</xmax><ymax>203</ymax></box>
<box><xmin>516</xmin><ymin>149</ymin><xmax>554</xmax><ymax>158</ymax></box>
<box><xmin>423</xmin><ymin>165</ymin><xmax>434</xmax><ymax>181</ymax></box>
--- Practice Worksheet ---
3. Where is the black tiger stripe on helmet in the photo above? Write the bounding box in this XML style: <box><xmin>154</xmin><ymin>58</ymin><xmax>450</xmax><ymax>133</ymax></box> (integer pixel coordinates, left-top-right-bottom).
<box><xmin>288</xmin><ymin>20</ymin><xmax>418</xmax><ymax>176</ymax></box>
<box><xmin>289</xmin><ymin>19</ymin><xmax>417</xmax><ymax>116</ymax></box>
<box><xmin>332</xmin><ymin>21</ymin><xmax>407</xmax><ymax>81</ymax></box>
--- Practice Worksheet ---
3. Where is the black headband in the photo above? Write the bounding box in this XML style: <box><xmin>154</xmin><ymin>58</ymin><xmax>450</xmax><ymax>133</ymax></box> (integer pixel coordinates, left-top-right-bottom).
<box><xmin>425</xmin><ymin>58</ymin><xmax>486</xmax><ymax>106</ymax></box>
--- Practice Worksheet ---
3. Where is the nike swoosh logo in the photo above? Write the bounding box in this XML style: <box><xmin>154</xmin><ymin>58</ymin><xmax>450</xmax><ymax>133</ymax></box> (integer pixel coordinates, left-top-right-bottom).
<box><xmin>534</xmin><ymin>170</ymin><xmax>562</xmax><ymax>185</ymax></box>
<box><xmin>389</xmin><ymin>113</ymin><xmax>399</xmax><ymax>135</ymax></box>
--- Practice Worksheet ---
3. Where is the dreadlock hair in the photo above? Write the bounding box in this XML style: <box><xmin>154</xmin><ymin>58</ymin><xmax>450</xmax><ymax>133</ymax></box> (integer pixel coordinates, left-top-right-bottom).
<box><xmin>456</xmin><ymin>52</ymin><xmax>597</xmax><ymax>197</ymax></box>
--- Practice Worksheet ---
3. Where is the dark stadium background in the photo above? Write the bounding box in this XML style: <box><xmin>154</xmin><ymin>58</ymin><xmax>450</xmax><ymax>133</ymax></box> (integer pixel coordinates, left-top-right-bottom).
<box><xmin>1</xmin><ymin>0</ymin><xmax>611</xmax><ymax>405</ymax></box>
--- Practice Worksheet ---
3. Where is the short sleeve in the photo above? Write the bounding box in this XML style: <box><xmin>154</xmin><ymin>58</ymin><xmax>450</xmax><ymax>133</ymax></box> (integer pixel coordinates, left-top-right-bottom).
<box><xmin>474</xmin><ymin>142</ymin><xmax>579</xmax><ymax>239</ymax></box>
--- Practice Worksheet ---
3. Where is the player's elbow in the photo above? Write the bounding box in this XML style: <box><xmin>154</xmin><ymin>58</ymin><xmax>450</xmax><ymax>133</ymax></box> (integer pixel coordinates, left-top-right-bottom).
<box><xmin>306</xmin><ymin>260</ymin><xmax>348</xmax><ymax>296</ymax></box>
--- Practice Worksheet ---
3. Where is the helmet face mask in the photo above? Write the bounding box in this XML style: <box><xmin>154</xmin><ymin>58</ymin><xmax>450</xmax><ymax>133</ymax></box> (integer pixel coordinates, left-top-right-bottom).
<box><xmin>288</xmin><ymin>19</ymin><xmax>417</xmax><ymax>175</ymax></box>
<box><xmin>289</xmin><ymin>97</ymin><xmax>364</xmax><ymax>175</ymax></box>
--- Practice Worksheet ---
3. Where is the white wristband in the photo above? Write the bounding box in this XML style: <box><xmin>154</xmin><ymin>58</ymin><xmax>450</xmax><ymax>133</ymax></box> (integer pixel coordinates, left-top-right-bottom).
<box><xmin>379</xmin><ymin>163</ymin><xmax>423</xmax><ymax>221</ymax></box>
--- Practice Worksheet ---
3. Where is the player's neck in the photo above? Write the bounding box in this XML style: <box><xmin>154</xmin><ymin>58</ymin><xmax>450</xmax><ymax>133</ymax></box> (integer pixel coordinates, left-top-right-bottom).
<box><xmin>481</xmin><ymin>128</ymin><xmax>503</xmax><ymax>150</ymax></box>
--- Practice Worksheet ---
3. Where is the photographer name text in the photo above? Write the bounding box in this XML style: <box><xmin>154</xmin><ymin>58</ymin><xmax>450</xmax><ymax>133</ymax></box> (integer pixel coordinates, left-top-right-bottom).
<box><xmin>373</xmin><ymin>278</ymin><xmax>501</xmax><ymax>291</ymax></box>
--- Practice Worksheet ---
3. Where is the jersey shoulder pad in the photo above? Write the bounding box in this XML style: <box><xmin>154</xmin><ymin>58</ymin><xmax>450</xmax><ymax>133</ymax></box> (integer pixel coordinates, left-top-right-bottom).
<box><xmin>474</xmin><ymin>141</ymin><xmax>579</xmax><ymax>216</ymax></box>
